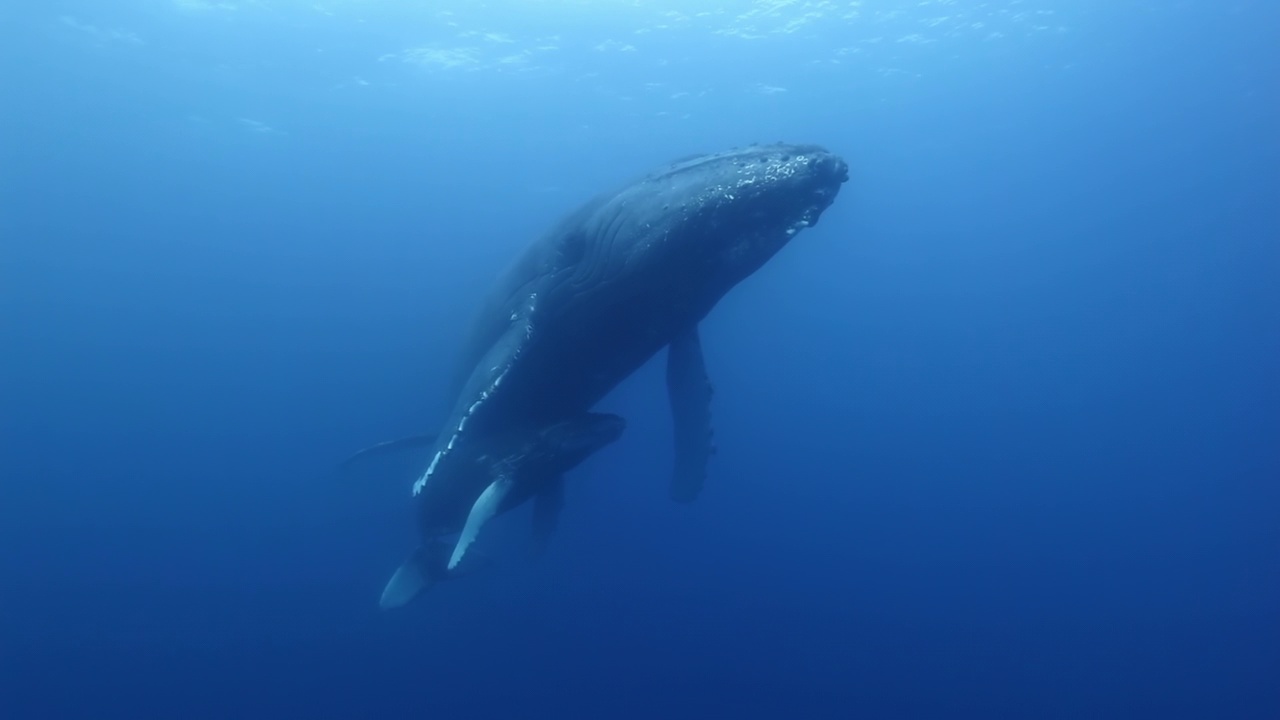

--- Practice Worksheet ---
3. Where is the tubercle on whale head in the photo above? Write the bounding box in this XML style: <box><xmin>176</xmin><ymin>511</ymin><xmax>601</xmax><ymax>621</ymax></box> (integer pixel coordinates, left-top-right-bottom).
<box><xmin>641</xmin><ymin>143</ymin><xmax>848</xmax><ymax>279</ymax></box>
<box><xmin>737</xmin><ymin>143</ymin><xmax>846</xmax><ymax>213</ymax></box>
<box><xmin>655</xmin><ymin>143</ymin><xmax>848</xmax><ymax>228</ymax></box>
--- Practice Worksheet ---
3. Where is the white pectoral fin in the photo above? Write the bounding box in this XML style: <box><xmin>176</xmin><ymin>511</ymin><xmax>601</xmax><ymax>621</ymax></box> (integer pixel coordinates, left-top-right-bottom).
<box><xmin>413</xmin><ymin>307</ymin><xmax>535</xmax><ymax>498</ymax></box>
<box><xmin>449</xmin><ymin>476</ymin><xmax>514</xmax><ymax>571</ymax></box>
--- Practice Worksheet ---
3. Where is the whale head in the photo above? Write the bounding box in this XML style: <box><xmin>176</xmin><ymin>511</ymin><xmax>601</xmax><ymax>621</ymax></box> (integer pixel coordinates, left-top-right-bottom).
<box><xmin>605</xmin><ymin>143</ymin><xmax>849</xmax><ymax>301</ymax></box>
<box><xmin>661</xmin><ymin>143</ymin><xmax>848</xmax><ymax>230</ymax></box>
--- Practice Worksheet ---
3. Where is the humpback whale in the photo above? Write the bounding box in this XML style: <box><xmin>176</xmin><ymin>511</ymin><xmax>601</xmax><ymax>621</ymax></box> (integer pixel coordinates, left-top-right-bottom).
<box><xmin>357</xmin><ymin>143</ymin><xmax>848</xmax><ymax>608</ymax></box>
<box><xmin>375</xmin><ymin>412</ymin><xmax>625</xmax><ymax>608</ymax></box>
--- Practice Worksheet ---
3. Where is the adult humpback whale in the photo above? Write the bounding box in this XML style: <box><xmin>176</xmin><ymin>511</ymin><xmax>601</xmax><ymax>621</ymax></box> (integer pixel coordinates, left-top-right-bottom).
<box><xmin>364</xmin><ymin>143</ymin><xmax>848</xmax><ymax>608</ymax></box>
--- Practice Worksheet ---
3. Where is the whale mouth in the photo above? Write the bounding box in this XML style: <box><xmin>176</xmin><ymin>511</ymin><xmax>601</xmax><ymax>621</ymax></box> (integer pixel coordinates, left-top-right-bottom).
<box><xmin>793</xmin><ymin>172</ymin><xmax>845</xmax><ymax>229</ymax></box>
<box><xmin>809</xmin><ymin>152</ymin><xmax>850</xmax><ymax>186</ymax></box>
<box><xmin>785</xmin><ymin>151</ymin><xmax>847</xmax><ymax>231</ymax></box>
<box><xmin>785</xmin><ymin>212</ymin><xmax>817</xmax><ymax>236</ymax></box>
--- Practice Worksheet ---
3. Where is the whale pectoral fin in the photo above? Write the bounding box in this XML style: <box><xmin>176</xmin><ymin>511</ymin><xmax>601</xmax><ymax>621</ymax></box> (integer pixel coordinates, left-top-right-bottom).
<box><xmin>530</xmin><ymin>476</ymin><xmax>565</xmax><ymax>558</ymax></box>
<box><xmin>449</xmin><ymin>476</ymin><xmax>515</xmax><ymax>571</ymax></box>
<box><xmin>667</xmin><ymin>325</ymin><xmax>715</xmax><ymax>503</ymax></box>
<box><xmin>338</xmin><ymin>434</ymin><xmax>437</xmax><ymax>473</ymax></box>
<box><xmin>379</xmin><ymin>546</ymin><xmax>438</xmax><ymax>610</ymax></box>
<box><xmin>416</xmin><ymin>302</ymin><xmax>536</xmax><ymax>497</ymax></box>
<box><xmin>453</xmin><ymin>299</ymin><xmax>537</xmax><ymax>412</ymax></box>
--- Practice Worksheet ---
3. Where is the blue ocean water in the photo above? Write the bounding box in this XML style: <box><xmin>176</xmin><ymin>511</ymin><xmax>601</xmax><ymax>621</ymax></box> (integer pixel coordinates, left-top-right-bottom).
<box><xmin>3</xmin><ymin>1</ymin><xmax>1278</xmax><ymax>717</ymax></box>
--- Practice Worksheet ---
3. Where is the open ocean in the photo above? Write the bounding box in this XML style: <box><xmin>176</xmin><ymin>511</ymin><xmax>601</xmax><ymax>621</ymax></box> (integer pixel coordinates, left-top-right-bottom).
<box><xmin>2</xmin><ymin>1</ymin><xmax>1277</xmax><ymax>718</ymax></box>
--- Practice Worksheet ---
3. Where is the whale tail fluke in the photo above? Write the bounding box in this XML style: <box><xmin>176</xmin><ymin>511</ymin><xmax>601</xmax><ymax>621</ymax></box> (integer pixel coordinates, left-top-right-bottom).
<box><xmin>379</xmin><ymin>545</ymin><xmax>439</xmax><ymax>609</ymax></box>
<box><xmin>379</xmin><ymin>541</ymin><xmax>494</xmax><ymax>610</ymax></box>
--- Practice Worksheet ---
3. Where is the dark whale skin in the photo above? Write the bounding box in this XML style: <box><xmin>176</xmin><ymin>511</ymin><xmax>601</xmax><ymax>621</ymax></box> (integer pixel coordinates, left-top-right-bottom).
<box><xmin>443</xmin><ymin>144</ymin><xmax>849</xmax><ymax>439</ymax></box>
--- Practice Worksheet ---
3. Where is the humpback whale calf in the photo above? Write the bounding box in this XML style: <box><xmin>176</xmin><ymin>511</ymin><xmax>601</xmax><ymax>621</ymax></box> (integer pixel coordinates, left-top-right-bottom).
<box><xmin>374</xmin><ymin>412</ymin><xmax>626</xmax><ymax>608</ymax></box>
<box><xmin>357</xmin><ymin>143</ymin><xmax>848</xmax><ymax>608</ymax></box>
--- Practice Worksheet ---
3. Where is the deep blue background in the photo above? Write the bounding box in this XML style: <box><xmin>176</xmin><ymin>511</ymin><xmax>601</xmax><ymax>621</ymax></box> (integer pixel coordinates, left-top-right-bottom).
<box><xmin>3</xmin><ymin>2</ymin><xmax>1278</xmax><ymax>718</ymax></box>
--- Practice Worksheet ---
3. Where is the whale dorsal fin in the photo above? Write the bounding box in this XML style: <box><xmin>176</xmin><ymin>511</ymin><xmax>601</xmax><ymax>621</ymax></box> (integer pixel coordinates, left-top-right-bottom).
<box><xmin>667</xmin><ymin>325</ymin><xmax>715</xmax><ymax>503</ymax></box>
